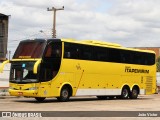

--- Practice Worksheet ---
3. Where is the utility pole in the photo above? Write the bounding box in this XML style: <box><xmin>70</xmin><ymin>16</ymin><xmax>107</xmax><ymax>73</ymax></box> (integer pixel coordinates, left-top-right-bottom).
<box><xmin>47</xmin><ymin>6</ymin><xmax>64</xmax><ymax>38</ymax></box>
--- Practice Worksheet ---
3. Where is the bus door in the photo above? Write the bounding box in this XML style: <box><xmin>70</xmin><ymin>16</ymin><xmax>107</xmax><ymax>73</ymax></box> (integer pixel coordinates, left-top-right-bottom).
<box><xmin>39</xmin><ymin>41</ymin><xmax>62</xmax><ymax>88</ymax></box>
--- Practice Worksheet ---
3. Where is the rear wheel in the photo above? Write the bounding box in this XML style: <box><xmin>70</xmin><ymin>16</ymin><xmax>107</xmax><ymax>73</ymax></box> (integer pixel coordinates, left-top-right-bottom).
<box><xmin>57</xmin><ymin>87</ymin><xmax>70</xmax><ymax>102</ymax></box>
<box><xmin>129</xmin><ymin>88</ymin><xmax>138</xmax><ymax>99</ymax></box>
<box><xmin>121</xmin><ymin>87</ymin><xmax>129</xmax><ymax>99</ymax></box>
<box><xmin>35</xmin><ymin>97</ymin><xmax>46</xmax><ymax>102</ymax></box>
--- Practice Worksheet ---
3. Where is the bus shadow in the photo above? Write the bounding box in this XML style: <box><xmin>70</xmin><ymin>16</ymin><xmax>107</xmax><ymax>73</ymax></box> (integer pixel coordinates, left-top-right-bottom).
<box><xmin>13</xmin><ymin>96</ymin><xmax>153</xmax><ymax>103</ymax></box>
<box><xmin>13</xmin><ymin>97</ymin><xmax>99</xmax><ymax>103</ymax></box>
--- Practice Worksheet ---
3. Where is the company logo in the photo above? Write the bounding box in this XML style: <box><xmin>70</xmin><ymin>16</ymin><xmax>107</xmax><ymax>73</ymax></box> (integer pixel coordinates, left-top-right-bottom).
<box><xmin>1</xmin><ymin>112</ymin><xmax>42</xmax><ymax>118</ymax></box>
<box><xmin>2</xmin><ymin>112</ymin><xmax>11</xmax><ymax>118</ymax></box>
<box><xmin>125</xmin><ymin>66</ymin><xmax>149</xmax><ymax>74</ymax></box>
<box><xmin>76</xmin><ymin>63</ymin><xmax>81</xmax><ymax>70</ymax></box>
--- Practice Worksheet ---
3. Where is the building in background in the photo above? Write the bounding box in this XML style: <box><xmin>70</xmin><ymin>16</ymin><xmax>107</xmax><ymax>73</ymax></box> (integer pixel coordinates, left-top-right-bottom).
<box><xmin>0</xmin><ymin>13</ymin><xmax>9</xmax><ymax>62</ymax></box>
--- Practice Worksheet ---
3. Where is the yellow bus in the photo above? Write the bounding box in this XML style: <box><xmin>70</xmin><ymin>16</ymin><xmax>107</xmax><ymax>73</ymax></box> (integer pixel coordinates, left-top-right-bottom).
<box><xmin>0</xmin><ymin>39</ymin><xmax>156</xmax><ymax>102</ymax></box>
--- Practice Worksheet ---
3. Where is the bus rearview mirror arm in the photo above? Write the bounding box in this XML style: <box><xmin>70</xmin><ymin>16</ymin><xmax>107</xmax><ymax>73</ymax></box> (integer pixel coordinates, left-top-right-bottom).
<box><xmin>0</xmin><ymin>60</ymin><xmax>10</xmax><ymax>73</ymax></box>
<box><xmin>33</xmin><ymin>59</ymin><xmax>42</xmax><ymax>74</ymax></box>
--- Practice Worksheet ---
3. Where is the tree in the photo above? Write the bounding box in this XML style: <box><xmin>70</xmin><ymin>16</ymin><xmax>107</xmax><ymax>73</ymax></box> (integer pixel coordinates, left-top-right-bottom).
<box><xmin>156</xmin><ymin>56</ymin><xmax>160</xmax><ymax>72</ymax></box>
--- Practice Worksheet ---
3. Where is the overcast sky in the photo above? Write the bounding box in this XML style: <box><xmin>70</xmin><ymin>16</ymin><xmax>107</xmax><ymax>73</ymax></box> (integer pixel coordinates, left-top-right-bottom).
<box><xmin>1</xmin><ymin>0</ymin><xmax>160</xmax><ymax>56</ymax></box>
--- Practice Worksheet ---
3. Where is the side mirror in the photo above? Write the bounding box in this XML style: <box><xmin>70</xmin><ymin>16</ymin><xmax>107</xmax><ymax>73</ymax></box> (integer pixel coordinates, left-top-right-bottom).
<box><xmin>0</xmin><ymin>60</ymin><xmax>10</xmax><ymax>73</ymax></box>
<box><xmin>33</xmin><ymin>59</ymin><xmax>41</xmax><ymax>74</ymax></box>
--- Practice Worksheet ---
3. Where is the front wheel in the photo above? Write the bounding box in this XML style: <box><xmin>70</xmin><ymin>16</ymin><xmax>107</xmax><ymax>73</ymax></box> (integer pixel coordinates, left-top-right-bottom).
<box><xmin>121</xmin><ymin>87</ymin><xmax>129</xmax><ymax>99</ymax></box>
<box><xmin>57</xmin><ymin>87</ymin><xmax>70</xmax><ymax>102</ymax></box>
<box><xmin>35</xmin><ymin>97</ymin><xmax>46</xmax><ymax>102</ymax></box>
<box><xmin>129</xmin><ymin>88</ymin><xmax>138</xmax><ymax>99</ymax></box>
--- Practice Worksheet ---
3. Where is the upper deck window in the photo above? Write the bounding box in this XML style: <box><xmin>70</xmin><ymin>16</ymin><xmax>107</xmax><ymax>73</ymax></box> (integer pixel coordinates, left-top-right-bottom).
<box><xmin>44</xmin><ymin>42</ymin><xmax>62</xmax><ymax>58</ymax></box>
<box><xmin>13</xmin><ymin>40</ymin><xmax>46</xmax><ymax>59</ymax></box>
<box><xmin>64</xmin><ymin>42</ymin><xmax>155</xmax><ymax>65</ymax></box>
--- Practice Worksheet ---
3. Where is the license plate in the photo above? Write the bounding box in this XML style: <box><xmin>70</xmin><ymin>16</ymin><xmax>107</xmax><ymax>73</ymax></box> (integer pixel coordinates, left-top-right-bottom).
<box><xmin>18</xmin><ymin>92</ymin><xmax>23</xmax><ymax>96</ymax></box>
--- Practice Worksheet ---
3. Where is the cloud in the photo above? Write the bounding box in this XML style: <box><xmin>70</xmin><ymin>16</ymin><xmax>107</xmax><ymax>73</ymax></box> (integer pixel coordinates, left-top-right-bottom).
<box><xmin>1</xmin><ymin>0</ymin><xmax>160</xmax><ymax>57</ymax></box>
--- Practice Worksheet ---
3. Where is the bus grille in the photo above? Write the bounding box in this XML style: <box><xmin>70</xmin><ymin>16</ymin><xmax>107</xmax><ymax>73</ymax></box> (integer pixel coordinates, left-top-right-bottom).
<box><xmin>145</xmin><ymin>76</ymin><xmax>153</xmax><ymax>93</ymax></box>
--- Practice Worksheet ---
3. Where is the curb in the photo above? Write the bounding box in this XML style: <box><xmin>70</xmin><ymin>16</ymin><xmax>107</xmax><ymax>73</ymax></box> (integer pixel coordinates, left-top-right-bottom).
<box><xmin>0</xmin><ymin>87</ymin><xmax>9</xmax><ymax>97</ymax></box>
<box><xmin>0</xmin><ymin>92</ymin><xmax>9</xmax><ymax>96</ymax></box>
<box><xmin>0</xmin><ymin>92</ymin><xmax>21</xmax><ymax>99</ymax></box>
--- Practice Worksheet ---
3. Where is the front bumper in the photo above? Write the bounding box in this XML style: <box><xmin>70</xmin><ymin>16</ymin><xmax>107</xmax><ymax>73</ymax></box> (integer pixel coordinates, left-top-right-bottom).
<box><xmin>9</xmin><ymin>89</ymin><xmax>38</xmax><ymax>97</ymax></box>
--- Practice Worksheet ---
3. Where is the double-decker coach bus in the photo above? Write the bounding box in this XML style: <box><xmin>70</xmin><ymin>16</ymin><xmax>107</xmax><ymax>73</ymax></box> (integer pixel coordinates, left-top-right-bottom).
<box><xmin>0</xmin><ymin>39</ymin><xmax>156</xmax><ymax>102</ymax></box>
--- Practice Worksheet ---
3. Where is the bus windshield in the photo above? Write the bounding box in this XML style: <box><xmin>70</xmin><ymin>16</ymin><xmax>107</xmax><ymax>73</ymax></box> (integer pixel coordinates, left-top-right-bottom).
<box><xmin>10</xmin><ymin>62</ymin><xmax>38</xmax><ymax>83</ymax></box>
<box><xmin>13</xmin><ymin>40</ymin><xmax>46</xmax><ymax>59</ymax></box>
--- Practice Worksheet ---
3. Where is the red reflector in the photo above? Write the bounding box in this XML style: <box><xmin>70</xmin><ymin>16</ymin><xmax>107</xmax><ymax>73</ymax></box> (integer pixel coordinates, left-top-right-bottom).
<box><xmin>18</xmin><ymin>92</ymin><xmax>23</xmax><ymax>95</ymax></box>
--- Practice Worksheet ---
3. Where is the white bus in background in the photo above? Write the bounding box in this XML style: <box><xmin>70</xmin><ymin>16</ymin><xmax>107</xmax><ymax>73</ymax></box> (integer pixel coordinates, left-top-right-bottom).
<box><xmin>0</xmin><ymin>63</ymin><xmax>10</xmax><ymax>88</ymax></box>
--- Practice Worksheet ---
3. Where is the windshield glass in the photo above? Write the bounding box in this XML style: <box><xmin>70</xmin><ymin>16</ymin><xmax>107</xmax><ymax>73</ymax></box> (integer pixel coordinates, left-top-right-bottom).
<box><xmin>10</xmin><ymin>62</ymin><xmax>38</xmax><ymax>83</ymax></box>
<box><xmin>13</xmin><ymin>40</ymin><xmax>46</xmax><ymax>59</ymax></box>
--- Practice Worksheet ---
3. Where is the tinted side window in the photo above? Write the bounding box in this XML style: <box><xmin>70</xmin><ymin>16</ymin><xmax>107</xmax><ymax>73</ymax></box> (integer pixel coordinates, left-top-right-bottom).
<box><xmin>44</xmin><ymin>42</ymin><xmax>62</xmax><ymax>58</ymax></box>
<box><xmin>148</xmin><ymin>53</ymin><xmax>155</xmax><ymax>65</ymax></box>
<box><xmin>120</xmin><ymin>50</ymin><xmax>132</xmax><ymax>64</ymax></box>
<box><xmin>93</xmin><ymin>47</ymin><xmax>108</xmax><ymax>61</ymax></box>
<box><xmin>64</xmin><ymin>43</ymin><xmax>93</xmax><ymax>60</ymax></box>
<box><xmin>64</xmin><ymin>43</ymin><xmax>81</xmax><ymax>59</ymax></box>
<box><xmin>40</xmin><ymin>42</ymin><xmax>62</xmax><ymax>82</ymax></box>
<box><xmin>63</xmin><ymin>42</ymin><xmax>155</xmax><ymax>65</ymax></box>
<box><xmin>81</xmin><ymin>45</ymin><xmax>92</xmax><ymax>60</ymax></box>
<box><xmin>132</xmin><ymin>52</ymin><xmax>142</xmax><ymax>65</ymax></box>
<box><xmin>122</xmin><ymin>51</ymin><xmax>155</xmax><ymax>65</ymax></box>
<box><xmin>139</xmin><ymin>52</ymin><xmax>155</xmax><ymax>65</ymax></box>
<box><xmin>108</xmin><ymin>48</ymin><xmax>121</xmax><ymax>63</ymax></box>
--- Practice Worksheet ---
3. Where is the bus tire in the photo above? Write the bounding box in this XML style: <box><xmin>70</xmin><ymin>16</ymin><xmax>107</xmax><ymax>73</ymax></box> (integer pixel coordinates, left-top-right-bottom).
<box><xmin>35</xmin><ymin>97</ymin><xmax>46</xmax><ymax>102</ymax></box>
<box><xmin>97</xmin><ymin>96</ymin><xmax>107</xmax><ymax>100</ymax></box>
<box><xmin>121</xmin><ymin>87</ymin><xmax>129</xmax><ymax>99</ymax></box>
<box><xmin>129</xmin><ymin>88</ymin><xmax>138</xmax><ymax>99</ymax></box>
<box><xmin>57</xmin><ymin>87</ymin><xmax>70</xmax><ymax>102</ymax></box>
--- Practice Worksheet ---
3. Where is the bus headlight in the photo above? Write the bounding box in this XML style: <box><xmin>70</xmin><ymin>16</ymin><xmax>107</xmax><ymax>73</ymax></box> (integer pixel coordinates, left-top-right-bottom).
<box><xmin>29</xmin><ymin>87</ymin><xmax>38</xmax><ymax>90</ymax></box>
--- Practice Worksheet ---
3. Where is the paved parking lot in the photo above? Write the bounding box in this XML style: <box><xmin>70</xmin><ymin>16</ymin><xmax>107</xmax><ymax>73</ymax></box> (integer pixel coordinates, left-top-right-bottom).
<box><xmin>0</xmin><ymin>94</ymin><xmax>159</xmax><ymax>111</ymax></box>
<box><xmin>0</xmin><ymin>94</ymin><xmax>160</xmax><ymax>120</ymax></box>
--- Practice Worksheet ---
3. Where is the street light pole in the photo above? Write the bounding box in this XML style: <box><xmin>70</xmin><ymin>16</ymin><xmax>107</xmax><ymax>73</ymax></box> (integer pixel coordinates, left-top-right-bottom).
<box><xmin>39</xmin><ymin>30</ymin><xmax>48</xmax><ymax>39</ymax></box>
<box><xmin>47</xmin><ymin>6</ymin><xmax>64</xmax><ymax>38</ymax></box>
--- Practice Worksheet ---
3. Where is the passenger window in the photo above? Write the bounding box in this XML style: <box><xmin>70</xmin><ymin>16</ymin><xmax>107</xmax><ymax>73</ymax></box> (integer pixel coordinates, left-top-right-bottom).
<box><xmin>44</xmin><ymin>42</ymin><xmax>62</xmax><ymax>58</ymax></box>
<box><xmin>40</xmin><ymin>42</ymin><xmax>62</xmax><ymax>82</ymax></box>
<box><xmin>45</xmin><ymin>45</ymin><xmax>52</xmax><ymax>57</ymax></box>
<box><xmin>64</xmin><ymin>43</ymin><xmax>81</xmax><ymax>59</ymax></box>
<box><xmin>81</xmin><ymin>46</ymin><xmax>92</xmax><ymax>60</ymax></box>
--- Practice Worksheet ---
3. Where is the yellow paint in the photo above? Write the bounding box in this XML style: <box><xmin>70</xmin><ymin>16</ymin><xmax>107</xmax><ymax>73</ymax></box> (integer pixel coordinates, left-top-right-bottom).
<box><xmin>8</xmin><ymin>39</ymin><xmax>156</xmax><ymax>98</ymax></box>
<box><xmin>0</xmin><ymin>60</ymin><xmax>10</xmax><ymax>73</ymax></box>
<box><xmin>33</xmin><ymin>59</ymin><xmax>41</xmax><ymax>74</ymax></box>
<box><xmin>11</xmin><ymin>59</ymin><xmax>40</xmax><ymax>61</ymax></box>
<box><xmin>19</xmin><ymin>56</ymin><xmax>31</xmax><ymax>59</ymax></box>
